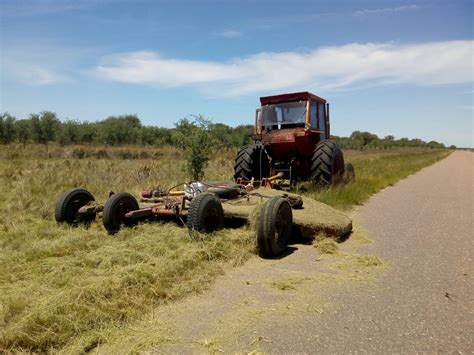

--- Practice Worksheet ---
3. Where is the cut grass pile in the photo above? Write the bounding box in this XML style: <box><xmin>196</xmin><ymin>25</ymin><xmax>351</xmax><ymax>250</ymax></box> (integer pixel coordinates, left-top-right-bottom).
<box><xmin>313</xmin><ymin>237</ymin><xmax>339</xmax><ymax>255</ymax></box>
<box><xmin>0</xmin><ymin>145</ymin><xmax>450</xmax><ymax>352</ymax></box>
<box><xmin>223</xmin><ymin>188</ymin><xmax>352</xmax><ymax>237</ymax></box>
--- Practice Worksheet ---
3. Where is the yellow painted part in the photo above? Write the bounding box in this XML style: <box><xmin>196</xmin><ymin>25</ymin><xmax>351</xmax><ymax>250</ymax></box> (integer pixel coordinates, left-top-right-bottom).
<box><xmin>169</xmin><ymin>190</ymin><xmax>185</xmax><ymax>196</ymax></box>
<box><xmin>268</xmin><ymin>172</ymin><xmax>284</xmax><ymax>181</ymax></box>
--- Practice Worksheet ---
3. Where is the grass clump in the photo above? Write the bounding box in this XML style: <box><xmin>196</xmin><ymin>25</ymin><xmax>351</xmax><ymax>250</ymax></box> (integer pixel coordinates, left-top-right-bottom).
<box><xmin>355</xmin><ymin>255</ymin><xmax>384</xmax><ymax>267</ymax></box>
<box><xmin>194</xmin><ymin>337</ymin><xmax>224</xmax><ymax>354</ymax></box>
<box><xmin>313</xmin><ymin>236</ymin><xmax>339</xmax><ymax>255</ymax></box>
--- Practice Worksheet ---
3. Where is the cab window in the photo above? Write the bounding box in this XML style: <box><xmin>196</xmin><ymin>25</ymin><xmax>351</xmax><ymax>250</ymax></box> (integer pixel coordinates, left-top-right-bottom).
<box><xmin>310</xmin><ymin>100</ymin><xmax>317</xmax><ymax>128</ymax></box>
<box><xmin>318</xmin><ymin>103</ymin><xmax>326</xmax><ymax>139</ymax></box>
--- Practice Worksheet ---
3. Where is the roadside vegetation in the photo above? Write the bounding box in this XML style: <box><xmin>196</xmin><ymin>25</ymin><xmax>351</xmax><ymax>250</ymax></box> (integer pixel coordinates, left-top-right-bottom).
<box><xmin>1</xmin><ymin>111</ymin><xmax>452</xmax><ymax>149</ymax></box>
<box><xmin>299</xmin><ymin>148</ymin><xmax>452</xmax><ymax>209</ymax></box>
<box><xmin>0</xmin><ymin>125</ymin><xmax>452</xmax><ymax>352</ymax></box>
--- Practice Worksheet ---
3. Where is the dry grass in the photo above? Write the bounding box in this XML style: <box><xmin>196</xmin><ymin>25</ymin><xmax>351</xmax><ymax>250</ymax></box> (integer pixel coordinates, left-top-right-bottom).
<box><xmin>298</xmin><ymin>148</ymin><xmax>452</xmax><ymax>209</ymax></box>
<box><xmin>354</xmin><ymin>255</ymin><xmax>384</xmax><ymax>267</ymax></box>
<box><xmin>223</xmin><ymin>188</ymin><xmax>352</xmax><ymax>236</ymax></box>
<box><xmin>313</xmin><ymin>237</ymin><xmax>339</xmax><ymax>254</ymax></box>
<box><xmin>0</xmin><ymin>147</ymin><xmax>250</xmax><ymax>352</ymax></box>
<box><xmin>0</xmin><ymin>144</ymin><xmax>450</xmax><ymax>352</ymax></box>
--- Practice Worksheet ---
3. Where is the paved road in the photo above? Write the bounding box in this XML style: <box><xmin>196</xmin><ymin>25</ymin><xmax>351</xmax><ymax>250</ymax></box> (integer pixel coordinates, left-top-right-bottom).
<box><xmin>155</xmin><ymin>151</ymin><xmax>473</xmax><ymax>354</ymax></box>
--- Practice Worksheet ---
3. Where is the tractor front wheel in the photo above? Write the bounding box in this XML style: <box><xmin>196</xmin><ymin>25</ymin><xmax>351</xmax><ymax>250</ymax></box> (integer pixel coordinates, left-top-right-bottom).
<box><xmin>103</xmin><ymin>192</ymin><xmax>139</xmax><ymax>235</ymax></box>
<box><xmin>233</xmin><ymin>143</ymin><xmax>269</xmax><ymax>181</ymax></box>
<box><xmin>55</xmin><ymin>188</ymin><xmax>96</xmax><ymax>226</ymax></box>
<box><xmin>256</xmin><ymin>196</ymin><xmax>293</xmax><ymax>258</ymax></box>
<box><xmin>310</xmin><ymin>140</ymin><xmax>345</xmax><ymax>185</ymax></box>
<box><xmin>187</xmin><ymin>192</ymin><xmax>224</xmax><ymax>233</ymax></box>
<box><xmin>343</xmin><ymin>163</ymin><xmax>355</xmax><ymax>183</ymax></box>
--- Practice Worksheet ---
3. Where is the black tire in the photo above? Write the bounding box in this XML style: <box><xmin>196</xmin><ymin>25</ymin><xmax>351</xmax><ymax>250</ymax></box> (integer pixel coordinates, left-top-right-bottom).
<box><xmin>343</xmin><ymin>163</ymin><xmax>355</xmax><ymax>183</ymax></box>
<box><xmin>187</xmin><ymin>192</ymin><xmax>224</xmax><ymax>233</ymax></box>
<box><xmin>233</xmin><ymin>143</ymin><xmax>270</xmax><ymax>181</ymax></box>
<box><xmin>257</xmin><ymin>196</ymin><xmax>293</xmax><ymax>258</ymax></box>
<box><xmin>103</xmin><ymin>192</ymin><xmax>139</xmax><ymax>235</ymax></box>
<box><xmin>310</xmin><ymin>140</ymin><xmax>345</xmax><ymax>185</ymax></box>
<box><xmin>55</xmin><ymin>188</ymin><xmax>96</xmax><ymax>226</ymax></box>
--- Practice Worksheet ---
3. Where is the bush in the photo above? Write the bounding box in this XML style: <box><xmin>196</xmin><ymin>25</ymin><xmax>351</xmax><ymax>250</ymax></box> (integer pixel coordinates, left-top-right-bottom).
<box><xmin>174</xmin><ymin>115</ymin><xmax>217</xmax><ymax>180</ymax></box>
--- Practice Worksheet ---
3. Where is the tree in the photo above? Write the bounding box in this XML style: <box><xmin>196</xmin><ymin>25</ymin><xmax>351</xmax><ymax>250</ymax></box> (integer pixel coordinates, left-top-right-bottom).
<box><xmin>427</xmin><ymin>140</ymin><xmax>445</xmax><ymax>149</ymax></box>
<box><xmin>59</xmin><ymin>120</ymin><xmax>80</xmax><ymax>145</ymax></box>
<box><xmin>350</xmin><ymin>131</ymin><xmax>379</xmax><ymax>147</ymax></box>
<box><xmin>14</xmin><ymin>119</ymin><xmax>31</xmax><ymax>146</ymax></box>
<box><xmin>41</xmin><ymin>111</ymin><xmax>60</xmax><ymax>144</ymax></box>
<box><xmin>175</xmin><ymin>115</ymin><xmax>217</xmax><ymax>180</ymax></box>
<box><xmin>30</xmin><ymin>111</ymin><xmax>60</xmax><ymax>146</ymax></box>
<box><xmin>99</xmin><ymin>114</ymin><xmax>141</xmax><ymax>145</ymax></box>
<box><xmin>0</xmin><ymin>112</ymin><xmax>16</xmax><ymax>144</ymax></box>
<box><xmin>30</xmin><ymin>114</ymin><xmax>42</xmax><ymax>144</ymax></box>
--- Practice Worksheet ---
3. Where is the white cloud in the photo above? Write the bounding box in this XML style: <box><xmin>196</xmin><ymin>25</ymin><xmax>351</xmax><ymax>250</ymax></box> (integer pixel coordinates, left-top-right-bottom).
<box><xmin>94</xmin><ymin>40</ymin><xmax>473</xmax><ymax>97</ymax></box>
<box><xmin>354</xmin><ymin>5</ymin><xmax>420</xmax><ymax>16</ymax></box>
<box><xmin>216</xmin><ymin>30</ymin><xmax>242</xmax><ymax>39</ymax></box>
<box><xmin>1</xmin><ymin>43</ymin><xmax>95</xmax><ymax>86</ymax></box>
<box><xmin>4</xmin><ymin>63</ymin><xmax>66</xmax><ymax>85</ymax></box>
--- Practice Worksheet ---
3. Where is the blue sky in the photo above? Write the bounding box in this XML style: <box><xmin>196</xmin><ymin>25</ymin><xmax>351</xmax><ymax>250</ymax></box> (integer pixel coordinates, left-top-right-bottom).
<box><xmin>1</xmin><ymin>0</ymin><xmax>473</xmax><ymax>147</ymax></box>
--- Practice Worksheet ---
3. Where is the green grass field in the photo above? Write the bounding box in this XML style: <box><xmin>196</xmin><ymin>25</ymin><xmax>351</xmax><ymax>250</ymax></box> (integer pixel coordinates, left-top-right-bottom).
<box><xmin>0</xmin><ymin>145</ymin><xmax>451</xmax><ymax>352</ymax></box>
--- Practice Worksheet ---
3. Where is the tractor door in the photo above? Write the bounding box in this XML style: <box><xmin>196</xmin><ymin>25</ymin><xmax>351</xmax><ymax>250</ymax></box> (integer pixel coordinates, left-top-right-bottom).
<box><xmin>310</xmin><ymin>99</ymin><xmax>327</xmax><ymax>140</ymax></box>
<box><xmin>318</xmin><ymin>102</ymin><xmax>327</xmax><ymax>140</ymax></box>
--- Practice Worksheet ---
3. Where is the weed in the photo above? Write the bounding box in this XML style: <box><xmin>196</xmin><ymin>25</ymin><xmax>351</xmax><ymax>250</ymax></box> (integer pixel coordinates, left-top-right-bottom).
<box><xmin>194</xmin><ymin>337</ymin><xmax>224</xmax><ymax>353</ymax></box>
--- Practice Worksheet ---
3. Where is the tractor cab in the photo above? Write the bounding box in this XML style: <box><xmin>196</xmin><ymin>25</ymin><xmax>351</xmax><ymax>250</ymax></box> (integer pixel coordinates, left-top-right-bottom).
<box><xmin>255</xmin><ymin>92</ymin><xmax>330</xmax><ymax>161</ymax></box>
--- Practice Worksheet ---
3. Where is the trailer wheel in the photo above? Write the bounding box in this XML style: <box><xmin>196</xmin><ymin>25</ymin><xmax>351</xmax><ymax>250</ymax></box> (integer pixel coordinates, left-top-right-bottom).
<box><xmin>310</xmin><ymin>140</ymin><xmax>345</xmax><ymax>185</ymax></box>
<box><xmin>55</xmin><ymin>188</ymin><xmax>96</xmax><ymax>226</ymax></box>
<box><xmin>233</xmin><ymin>143</ymin><xmax>270</xmax><ymax>181</ymax></box>
<box><xmin>103</xmin><ymin>192</ymin><xmax>139</xmax><ymax>235</ymax></box>
<box><xmin>187</xmin><ymin>192</ymin><xmax>224</xmax><ymax>233</ymax></box>
<box><xmin>343</xmin><ymin>163</ymin><xmax>355</xmax><ymax>183</ymax></box>
<box><xmin>257</xmin><ymin>196</ymin><xmax>292</xmax><ymax>258</ymax></box>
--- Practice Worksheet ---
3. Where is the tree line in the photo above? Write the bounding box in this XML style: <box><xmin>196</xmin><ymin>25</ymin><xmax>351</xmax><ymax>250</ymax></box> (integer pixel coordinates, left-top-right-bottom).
<box><xmin>333</xmin><ymin>131</ymin><xmax>450</xmax><ymax>150</ymax></box>
<box><xmin>0</xmin><ymin>111</ymin><xmax>452</xmax><ymax>149</ymax></box>
<box><xmin>0</xmin><ymin>112</ymin><xmax>253</xmax><ymax>148</ymax></box>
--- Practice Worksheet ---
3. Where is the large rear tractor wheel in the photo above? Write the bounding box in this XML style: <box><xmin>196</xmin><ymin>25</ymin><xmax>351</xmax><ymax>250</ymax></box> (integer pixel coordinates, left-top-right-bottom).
<box><xmin>233</xmin><ymin>143</ymin><xmax>270</xmax><ymax>181</ymax></box>
<box><xmin>103</xmin><ymin>192</ymin><xmax>139</xmax><ymax>235</ymax></box>
<box><xmin>310</xmin><ymin>140</ymin><xmax>345</xmax><ymax>185</ymax></box>
<box><xmin>187</xmin><ymin>192</ymin><xmax>224</xmax><ymax>233</ymax></box>
<box><xmin>257</xmin><ymin>196</ymin><xmax>293</xmax><ymax>258</ymax></box>
<box><xmin>55</xmin><ymin>188</ymin><xmax>96</xmax><ymax>226</ymax></box>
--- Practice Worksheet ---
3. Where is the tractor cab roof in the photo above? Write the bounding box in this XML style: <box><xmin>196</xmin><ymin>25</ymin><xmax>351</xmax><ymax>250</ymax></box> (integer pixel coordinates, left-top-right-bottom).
<box><xmin>260</xmin><ymin>91</ymin><xmax>327</xmax><ymax>106</ymax></box>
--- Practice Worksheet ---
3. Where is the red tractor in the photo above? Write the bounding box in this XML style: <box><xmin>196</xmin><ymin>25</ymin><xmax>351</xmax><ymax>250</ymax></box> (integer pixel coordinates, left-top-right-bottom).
<box><xmin>234</xmin><ymin>91</ymin><xmax>353</xmax><ymax>186</ymax></box>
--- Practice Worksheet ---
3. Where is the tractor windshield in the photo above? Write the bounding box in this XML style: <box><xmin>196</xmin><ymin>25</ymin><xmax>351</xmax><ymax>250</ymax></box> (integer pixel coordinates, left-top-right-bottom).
<box><xmin>260</xmin><ymin>101</ymin><xmax>307</xmax><ymax>129</ymax></box>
